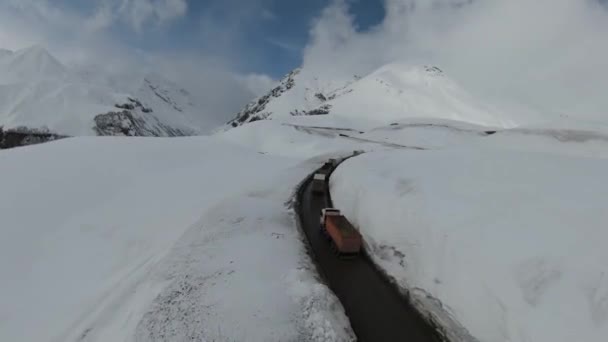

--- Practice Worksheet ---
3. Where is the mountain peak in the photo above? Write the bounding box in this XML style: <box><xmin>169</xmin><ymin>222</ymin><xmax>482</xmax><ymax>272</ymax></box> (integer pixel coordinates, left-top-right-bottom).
<box><xmin>0</xmin><ymin>45</ymin><xmax>66</xmax><ymax>82</ymax></box>
<box><xmin>0</xmin><ymin>48</ymin><xmax>13</xmax><ymax>59</ymax></box>
<box><xmin>226</xmin><ymin>62</ymin><xmax>512</xmax><ymax>129</ymax></box>
<box><xmin>0</xmin><ymin>46</ymin><xmax>206</xmax><ymax>137</ymax></box>
<box><xmin>13</xmin><ymin>45</ymin><xmax>62</xmax><ymax>65</ymax></box>
<box><xmin>226</xmin><ymin>68</ymin><xmax>301</xmax><ymax>127</ymax></box>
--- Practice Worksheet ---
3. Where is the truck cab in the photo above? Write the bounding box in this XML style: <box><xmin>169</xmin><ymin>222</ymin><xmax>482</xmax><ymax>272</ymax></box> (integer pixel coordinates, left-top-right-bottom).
<box><xmin>320</xmin><ymin>208</ymin><xmax>341</xmax><ymax>226</ymax></box>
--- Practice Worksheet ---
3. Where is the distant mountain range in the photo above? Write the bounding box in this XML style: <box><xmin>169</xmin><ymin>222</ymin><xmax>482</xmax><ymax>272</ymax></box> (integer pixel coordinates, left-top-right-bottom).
<box><xmin>1</xmin><ymin>45</ymin><xmax>518</xmax><ymax>147</ymax></box>
<box><xmin>0</xmin><ymin>46</ymin><xmax>204</xmax><ymax>138</ymax></box>
<box><xmin>226</xmin><ymin>63</ymin><xmax>515</xmax><ymax>131</ymax></box>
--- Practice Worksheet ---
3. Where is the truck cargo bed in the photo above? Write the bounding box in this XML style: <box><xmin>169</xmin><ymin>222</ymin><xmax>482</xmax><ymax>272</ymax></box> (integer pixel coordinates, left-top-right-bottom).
<box><xmin>325</xmin><ymin>215</ymin><xmax>362</xmax><ymax>255</ymax></box>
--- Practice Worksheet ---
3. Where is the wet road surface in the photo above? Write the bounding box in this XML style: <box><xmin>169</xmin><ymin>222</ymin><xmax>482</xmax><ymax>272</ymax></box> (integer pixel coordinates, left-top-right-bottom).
<box><xmin>296</xmin><ymin>165</ymin><xmax>443</xmax><ymax>342</ymax></box>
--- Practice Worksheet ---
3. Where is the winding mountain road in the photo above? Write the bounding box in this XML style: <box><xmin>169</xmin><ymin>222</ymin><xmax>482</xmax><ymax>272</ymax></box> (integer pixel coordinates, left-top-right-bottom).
<box><xmin>295</xmin><ymin>160</ymin><xmax>443</xmax><ymax>342</ymax></box>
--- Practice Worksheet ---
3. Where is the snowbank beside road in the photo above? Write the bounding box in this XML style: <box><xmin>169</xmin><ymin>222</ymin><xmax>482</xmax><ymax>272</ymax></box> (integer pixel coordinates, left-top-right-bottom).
<box><xmin>217</xmin><ymin>120</ymin><xmax>379</xmax><ymax>158</ymax></box>
<box><xmin>0</xmin><ymin>137</ymin><xmax>353</xmax><ymax>342</ymax></box>
<box><xmin>330</xmin><ymin>146</ymin><xmax>608</xmax><ymax>342</ymax></box>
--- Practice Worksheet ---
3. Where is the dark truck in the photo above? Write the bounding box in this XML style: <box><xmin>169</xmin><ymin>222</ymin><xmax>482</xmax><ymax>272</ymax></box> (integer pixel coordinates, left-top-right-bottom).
<box><xmin>320</xmin><ymin>208</ymin><xmax>362</xmax><ymax>257</ymax></box>
<box><xmin>312</xmin><ymin>160</ymin><xmax>336</xmax><ymax>195</ymax></box>
<box><xmin>312</xmin><ymin>172</ymin><xmax>327</xmax><ymax>194</ymax></box>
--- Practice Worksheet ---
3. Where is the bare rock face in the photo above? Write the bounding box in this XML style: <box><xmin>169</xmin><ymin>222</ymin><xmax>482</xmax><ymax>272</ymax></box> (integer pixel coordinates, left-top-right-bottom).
<box><xmin>228</xmin><ymin>69</ymin><xmax>300</xmax><ymax>127</ymax></box>
<box><xmin>1</xmin><ymin>97</ymin><xmax>193</xmax><ymax>149</ymax></box>
<box><xmin>290</xmin><ymin>104</ymin><xmax>332</xmax><ymax>116</ymax></box>
<box><xmin>145</xmin><ymin>79</ymin><xmax>184</xmax><ymax>113</ymax></box>
<box><xmin>0</xmin><ymin>126</ymin><xmax>66</xmax><ymax>149</ymax></box>
<box><xmin>93</xmin><ymin>98</ymin><xmax>191</xmax><ymax>137</ymax></box>
<box><xmin>114</xmin><ymin>97</ymin><xmax>153</xmax><ymax>112</ymax></box>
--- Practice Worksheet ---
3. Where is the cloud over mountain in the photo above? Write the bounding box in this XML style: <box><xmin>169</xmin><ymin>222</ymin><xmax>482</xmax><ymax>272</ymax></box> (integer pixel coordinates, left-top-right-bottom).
<box><xmin>303</xmin><ymin>0</ymin><xmax>608</xmax><ymax>121</ymax></box>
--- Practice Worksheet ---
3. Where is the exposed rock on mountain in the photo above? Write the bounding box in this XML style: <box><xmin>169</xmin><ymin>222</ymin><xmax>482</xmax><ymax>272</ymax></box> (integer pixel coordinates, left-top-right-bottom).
<box><xmin>228</xmin><ymin>69</ymin><xmax>300</xmax><ymax>127</ymax></box>
<box><xmin>94</xmin><ymin>98</ymin><xmax>193</xmax><ymax>137</ymax></box>
<box><xmin>0</xmin><ymin>126</ymin><xmax>66</xmax><ymax>149</ymax></box>
<box><xmin>226</xmin><ymin>63</ymin><xmax>514</xmax><ymax>130</ymax></box>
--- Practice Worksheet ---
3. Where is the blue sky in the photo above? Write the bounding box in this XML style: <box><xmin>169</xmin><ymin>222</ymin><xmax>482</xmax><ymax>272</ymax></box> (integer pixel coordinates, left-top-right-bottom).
<box><xmin>118</xmin><ymin>0</ymin><xmax>385</xmax><ymax>77</ymax></box>
<box><xmin>1</xmin><ymin>0</ymin><xmax>607</xmax><ymax>121</ymax></box>
<box><xmin>0</xmin><ymin>0</ymin><xmax>383</xmax><ymax>117</ymax></box>
<box><xmin>19</xmin><ymin>0</ymin><xmax>384</xmax><ymax>78</ymax></box>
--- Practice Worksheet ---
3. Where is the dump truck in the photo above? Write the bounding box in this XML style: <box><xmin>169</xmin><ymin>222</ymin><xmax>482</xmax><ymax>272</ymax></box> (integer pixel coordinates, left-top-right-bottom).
<box><xmin>320</xmin><ymin>208</ymin><xmax>362</xmax><ymax>257</ymax></box>
<box><xmin>312</xmin><ymin>172</ymin><xmax>327</xmax><ymax>194</ymax></box>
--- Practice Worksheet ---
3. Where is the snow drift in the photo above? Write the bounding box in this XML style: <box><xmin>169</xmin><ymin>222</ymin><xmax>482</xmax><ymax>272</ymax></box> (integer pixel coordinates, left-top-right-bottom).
<box><xmin>330</xmin><ymin>134</ymin><xmax>608</xmax><ymax>342</ymax></box>
<box><xmin>0</xmin><ymin>137</ymin><xmax>354</xmax><ymax>342</ymax></box>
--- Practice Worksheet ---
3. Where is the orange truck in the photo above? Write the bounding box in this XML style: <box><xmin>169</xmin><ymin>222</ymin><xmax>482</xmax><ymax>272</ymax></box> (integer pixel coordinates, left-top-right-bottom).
<box><xmin>320</xmin><ymin>208</ymin><xmax>362</xmax><ymax>257</ymax></box>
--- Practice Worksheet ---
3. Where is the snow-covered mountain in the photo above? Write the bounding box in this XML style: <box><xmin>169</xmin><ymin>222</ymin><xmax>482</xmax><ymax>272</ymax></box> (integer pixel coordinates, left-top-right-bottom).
<box><xmin>227</xmin><ymin>63</ymin><xmax>517</xmax><ymax>130</ymax></box>
<box><xmin>4</xmin><ymin>48</ymin><xmax>608</xmax><ymax>342</ymax></box>
<box><xmin>0</xmin><ymin>46</ymin><xmax>204</xmax><ymax>137</ymax></box>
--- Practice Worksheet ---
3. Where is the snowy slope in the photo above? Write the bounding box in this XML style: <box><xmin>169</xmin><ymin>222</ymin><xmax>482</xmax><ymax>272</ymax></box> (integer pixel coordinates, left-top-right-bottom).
<box><xmin>4</xmin><ymin>40</ymin><xmax>608</xmax><ymax>342</ymax></box>
<box><xmin>330</xmin><ymin>128</ymin><xmax>608</xmax><ymax>342</ymax></box>
<box><xmin>0</xmin><ymin>45</ymin><xmax>68</xmax><ymax>82</ymax></box>
<box><xmin>0</xmin><ymin>137</ymin><xmax>354</xmax><ymax>342</ymax></box>
<box><xmin>227</xmin><ymin>63</ymin><xmax>516</xmax><ymax>130</ymax></box>
<box><xmin>0</xmin><ymin>46</ymin><xmax>204</xmax><ymax>137</ymax></box>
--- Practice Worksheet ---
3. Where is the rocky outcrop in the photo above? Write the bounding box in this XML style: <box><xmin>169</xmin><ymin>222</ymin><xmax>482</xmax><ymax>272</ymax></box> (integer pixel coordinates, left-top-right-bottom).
<box><xmin>228</xmin><ymin>68</ymin><xmax>300</xmax><ymax>127</ymax></box>
<box><xmin>0</xmin><ymin>126</ymin><xmax>66</xmax><ymax>149</ymax></box>
<box><xmin>146</xmin><ymin>79</ymin><xmax>184</xmax><ymax>113</ymax></box>
<box><xmin>93</xmin><ymin>97</ymin><xmax>192</xmax><ymax>137</ymax></box>
<box><xmin>93</xmin><ymin>111</ymin><xmax>188</xmax><ymax>137</ymax></box>
<box><xmin>424</xmin><ymin>66</ymin><xmax>443</xmax><ymax>75</ymax></box>
<box><xmin>115</xmin><ymin>97</ymin><xmax>153</xmax><ymax>113</ymax></box>
<box><xmin>225</xmin><ymin>68</ymin><xmax>363</xmax><ymax>129</ymax></box>
<box><xmin>290</xmin><ymin>104</ymin><xmax>332</xmax><ymax>116</ymax></box>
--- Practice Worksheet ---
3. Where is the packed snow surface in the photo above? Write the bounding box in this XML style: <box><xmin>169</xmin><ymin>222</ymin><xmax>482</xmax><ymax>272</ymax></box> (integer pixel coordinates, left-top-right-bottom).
<box><xmin>4</xmin><ymin>43</ymin><xmax>608</xmax><ymax>342</ymax></box>
<box><xmin>0</xmin><ymin>137</ymin><xmax>354</xmax><ymax>342</ymax></box>
<box><xmin>330</xmin><ymin>134</ymin><xmax>608</xmax><ymax>342</ymax></box>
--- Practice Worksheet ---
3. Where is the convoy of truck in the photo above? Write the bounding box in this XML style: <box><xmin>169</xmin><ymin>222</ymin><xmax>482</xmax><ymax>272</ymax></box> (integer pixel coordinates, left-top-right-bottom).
<box><xmin>314</xmin><ymin>156</ymin><xmax>364</xmax><ymax>258</ymax></box>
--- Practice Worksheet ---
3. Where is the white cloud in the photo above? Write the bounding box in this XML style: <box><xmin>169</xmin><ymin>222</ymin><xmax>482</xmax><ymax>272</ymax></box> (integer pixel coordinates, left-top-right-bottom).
<box><xmin>0</xmin><ymin>17</ymin><xmax>41</xmax><ymax>51</ymax></box>
<box><xmin>303</xmin><ymin>0</ymin><xmax>608</xmax><ymax>121</ymax></box>
<box><xmin>0</xmin><ymin>0</ymin><xmax>268</xmax><ymax>127</ymax></box>
<box><xmin>237</xmin><ymin>73</ymin><xmax>277</xmax><ymax>96</ymax></box>
<box><xmin>86</xmin><ymin>4</ymin><xmax>115</xmax><ymax>32</ymax></box>
<box><xmin>146</xmin><ymin>54</ymin><xmax>265</xmax><ymax>126</ymax></box>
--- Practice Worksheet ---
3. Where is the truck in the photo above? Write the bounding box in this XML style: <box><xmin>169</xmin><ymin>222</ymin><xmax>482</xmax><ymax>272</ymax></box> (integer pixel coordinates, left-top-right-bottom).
<box><xmin>320</xmin><ymin>161</ymin><xmax>334</xmax><ymax>172</ymax></box>
<box><xmin>319</xmin><ymin>208</ymin><xmax>362</xmax><ymax>257</ymax></box>
<box><xmin>312</xmin><ymin>160</ymin><xmax>336</xmax><ymax>195</ymax></box>
<box><xmin>312</xmin><ymin>172</ymin><xmax>327</xmax><ymax>195</ymax></box>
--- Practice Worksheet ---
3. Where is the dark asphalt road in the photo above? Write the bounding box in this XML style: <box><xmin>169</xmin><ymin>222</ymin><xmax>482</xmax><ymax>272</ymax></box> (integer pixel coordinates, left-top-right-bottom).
<box><xmin>297</xmin><ymin>166</ymin><xmax>443</xmax><ymax>342</ymax></box>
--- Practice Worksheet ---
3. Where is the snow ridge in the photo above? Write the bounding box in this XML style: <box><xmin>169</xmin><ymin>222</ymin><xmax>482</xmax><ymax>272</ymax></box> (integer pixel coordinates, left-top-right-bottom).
<box><xmin>226</xmin><ymin>63</ymin><xmax>514</xmax><ymax>130</ymax></box>
<box><xmin>228</xmin><ymin>68</ymin><xmax>301</xmax><ymax>127</ymax></box>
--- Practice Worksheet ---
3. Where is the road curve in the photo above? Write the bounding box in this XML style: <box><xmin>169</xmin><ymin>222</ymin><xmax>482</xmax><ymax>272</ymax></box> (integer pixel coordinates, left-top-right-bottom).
<box><xmin>295</xmin><ymin>160</ymin><xmax>444</xmax><ymax>342</ymax></box>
